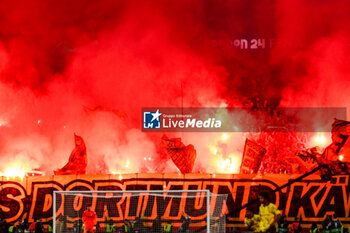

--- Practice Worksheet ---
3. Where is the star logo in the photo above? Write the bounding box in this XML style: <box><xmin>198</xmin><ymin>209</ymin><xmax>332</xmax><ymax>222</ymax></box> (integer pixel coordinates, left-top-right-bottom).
<box><xmin>143</xmin><ymin>109</ymin><xmax>162</xmax><ymax>129</ymax></box>
<box><xmin>150</xmin><ymin>109</ymin><xmax>162</xmax><ymax>122</ymax></box>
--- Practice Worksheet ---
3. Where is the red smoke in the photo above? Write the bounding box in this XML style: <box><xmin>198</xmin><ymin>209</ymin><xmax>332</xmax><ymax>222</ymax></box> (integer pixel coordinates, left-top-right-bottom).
<box><xmin>0</xmin><ymin>0</ymin><xmax>349</xmax><ymax>175</ymax></box>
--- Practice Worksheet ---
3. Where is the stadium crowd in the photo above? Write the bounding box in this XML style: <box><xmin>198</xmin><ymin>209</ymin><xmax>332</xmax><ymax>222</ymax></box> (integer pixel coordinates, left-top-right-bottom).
<box><xmin>0</xmin><ymin>213</ymin><xmax>346</xmax><ymax>233</ymax></box>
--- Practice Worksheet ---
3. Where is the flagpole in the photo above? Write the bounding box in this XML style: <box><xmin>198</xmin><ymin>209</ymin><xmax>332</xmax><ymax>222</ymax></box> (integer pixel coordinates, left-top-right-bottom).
<box><xmin>227</xmin><ymin>165</ymin><xmax>323</xmax><ymax>216</ymax></box>
<box><xmin>181</xmin><ymin>81</ymin><xmax>183</xmax><ymax>117</ymax></box>
<box><xmin>194</xmin><ymin>164</ymin><xmax>330</xmax><ymax>233</ymax></box>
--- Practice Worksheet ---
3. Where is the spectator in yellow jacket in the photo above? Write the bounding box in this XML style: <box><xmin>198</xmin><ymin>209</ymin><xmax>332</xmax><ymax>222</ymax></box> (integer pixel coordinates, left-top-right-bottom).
<box><xmin>257</xmin><ymin>192</ymin><xmax>281</xmax><ymax>233</ymax></box>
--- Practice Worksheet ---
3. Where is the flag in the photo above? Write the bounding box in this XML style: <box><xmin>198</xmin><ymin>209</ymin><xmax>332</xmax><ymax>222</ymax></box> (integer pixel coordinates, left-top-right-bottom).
<box><xmin>323</xmin><ymin>119</ymin><xmax>350</xmax><ymax>162</ymax></box>
<box><xmin>295</xmin><ymin>146</ymin><xmax>321</xmax><ymax>170</ymax></box>
<box><xmin>54</xmin><ymin>134</ymin><xmax>87</xmax><ymax>175</ymax></box>
<box><xmin>318</xmin><ymin>119</ymin><xmax>350</xmax><ymax>176</ymax></box>
<box><xmin>161</xmin><ymin>135</ymin><xmax>197</xmax><ymax>174</ymax></box>
<box><xmin>240</xmin><ymin>139</ymin><xmax>266</xmax><ymax>174</ymax></box>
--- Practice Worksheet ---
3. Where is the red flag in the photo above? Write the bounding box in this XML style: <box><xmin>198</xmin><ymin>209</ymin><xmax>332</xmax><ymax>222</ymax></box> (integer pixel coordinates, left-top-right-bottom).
<box><xmin>54</xmin><ymin>134</ymin><xmax>87</xmax><ymax>175</ymax></box>
<box><xmin>240</xmin><ymin>139</ymin><xmax>266</xmax><ymax>174</ymax></box>
<box><xmin>162</xmin><ymin>135</ymin><xmax>197</xmax><ymax>174</ymax></box>
<box><xmin>295</xmin><ymin>146</ymin><xmax>322</xmax><ymax>170</ymax></box>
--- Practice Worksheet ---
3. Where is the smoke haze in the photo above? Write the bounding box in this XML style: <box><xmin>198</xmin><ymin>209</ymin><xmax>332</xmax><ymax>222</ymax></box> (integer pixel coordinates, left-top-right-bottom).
<box><xmin>0</xmin><ymin>0</ymin><xmax>349</xmax><ymax>174</ymax></box>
